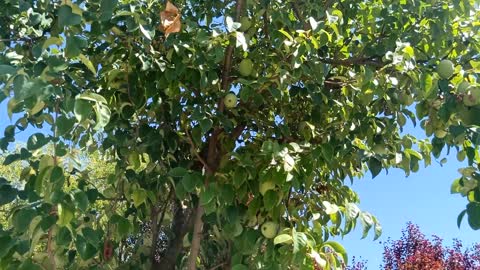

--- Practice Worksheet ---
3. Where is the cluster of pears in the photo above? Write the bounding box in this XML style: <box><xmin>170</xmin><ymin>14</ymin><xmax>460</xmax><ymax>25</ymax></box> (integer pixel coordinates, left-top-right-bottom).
<box><xmin>437</xmin><ymin>59</ymin><xmax>480</xmax><ymax>107</ymax></box>
<box><xmin>258</xmin><ymin>180</ymin><xmax>281</xmax><ymax>239</ymax></box>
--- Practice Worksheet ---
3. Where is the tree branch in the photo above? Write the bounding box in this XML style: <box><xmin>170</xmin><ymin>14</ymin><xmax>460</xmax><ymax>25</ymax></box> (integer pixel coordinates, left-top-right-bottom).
<box><xmin>186</xmin><ymin>202</ymin><xmax>205</xmax><ymax>270</ymax></box>
<box><xmin>319</xmin><ymin>56</ymin><xmax>384</xmax><ymax>67</ymax></box>
<box><xmin>150</xmin><ymin>187</ymin><xmax>174</xmax><ymax>265</ymax></box>
<box><xmin>291</xmin><ymin>1</ymin><xmax>310</xmax><ymax>30</ymax></box>
<box><xmin>186</xmin><ymin>128</ymin><xmax>213</xmax><ymax>174</ymax></box>
<box><xmin>187</xmin><ymin>1</ymin><xmax>245</xmax><ymax>269</ymax></box>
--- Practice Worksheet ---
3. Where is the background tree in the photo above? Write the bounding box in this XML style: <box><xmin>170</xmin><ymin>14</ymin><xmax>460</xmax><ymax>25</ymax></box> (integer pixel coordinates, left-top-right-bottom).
<box><xmin>347</xmin><ymin>223</ymin><xmax>480</xmax><ymax>270</ymax></box>
<box><xmin>0</xmin><ymin>0</ymin><xmax>479</xmax><ymax>269</ymax></box>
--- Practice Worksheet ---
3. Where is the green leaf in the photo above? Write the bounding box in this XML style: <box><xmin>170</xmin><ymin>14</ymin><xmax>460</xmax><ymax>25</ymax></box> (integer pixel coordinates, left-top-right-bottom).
<box><xmin>200</xmin><ymin>185</ymin><xmax>215</xmax><ymax>205</ymax></box>
<box><xmin>65</xmin><ymin>35</ymin><xmax>87</xmax><ymax>58</ymax></box>
<box><xmin>13</xmin><ymin>208</ymin><xmax>37</xmax><ymax>233</ymax></box>
<box><xmin>0</xmin><ymin>185</ymin><xmax>17</xmax><ymax>205</ymax></box>
<box><xmin>132</xmin><ymin>188</ymin><xmax>147</xmax><ymax>207</ymax></box>
<box><xmin>231</xmin><ymin>265</ymin><xmax>249</xmax><ymax>270</ymax></box>
<box><xmin>273</xmin><ymin>234</ymin><xmax>293</xmax><ymax>245</ymax></box>
<box><xmin>451</xmin><ymin>178</ymin><xmax>461</xmax><ymax>194</ymax></box>
<box><xmin>466</xmin><ymin>202</ymin><xmax>480</xmax><ymax>230</ymax></box>
<box><xmin>82</xmin><ymin>227</ymin><xmax>101</xmax><ymax>245</ymax></box>
<box><xmin>169</xmin><ymin>167</ymin><xmax>188</xmax><ymax>177</ymax></box>
<box><xmin>56</xmin><ymin>227</ymin><xmax>72</xmax><ymax>246</ymax></box>
<box><xmin>181</xmin><ymin>173</ymin><xmax>202</xmax><ymax>193</ymax></box>
<box><xmin>115</xmin><ymin>216</ymin><xmax>131</xmax><ymax>238</ymax></box>
<box><xmin>457</xmin><ymin>209</ymin><xmax>467</xmax><ymax>228</ymax></box>
<box><xmin>263</xmin><ymin>190</ymin><xmax>278</xmax><ymax>210</ymax></box>
<box><xmin>323</xmin><ymin>241</ymin><xmax>347</xmax><ymax>265</ymax></box>
<box><xmin>42</xmin><ymin>37</ymin><xmax>63</xmax><ymax>50</ymax></box>
<box><xmin>58</xmin><ymin>5</ymin><xmax>82</xmax><ymax>28</ymax></box>
<box><xmin>233</xmin><ymin>167</ymin><xmax>248</xmax><ymax>187</ymax></box>
<box><xmin>75</xmin><ymin>235</ymin><xmax>97</xmax><ymax>260</ymax></box>
<box><xmin>99</xmin><ymin>0</ymin><xmax>118</xmax><ymax>21</ymax></box>
<box><xmin>345</xmin><ymin>203</ymin><xmax>360</xmax><ymax>222</ymax></box>
<box><xmin>26</xmin><ymin>133</ymin><xmax>49</xmax><ymax>151</ymax></box>
<box><xmin>0</xmin><ymin>178</ymin><xmax>17</xmax><ymax>205</ymax></box>
<box><xmin>368</xmin><ymin>157</ymin><xmax>382</xmax><ymax>178</ymax></box>
<box><xmin>18</xmin><ymin>259</ymin><xmax>42</xmax><ymax>270</ymax></box>
<box><xmin>57</xmin><ymin>203</ymin><xmax>75</xmax><ymax>226</ymax></box>
<box><xmin>0</xmin><ymin>235</ymin><xmax>16</xmax><ymax>258</ymax></box>
<box><xmin>199</xmin><ymin>118</ymin><xmax>213</xmax><ymax>134</ymax></box>
<box><xmin>470</xmin><ymin>60</ymin><xmax>480</xmax><ymax>71</ymax></box>
<box><xmin>283</xmin><ymin>154</ymin><xmax>295</xmax><ymax>172</ymax></box>
<box><xmin>139</xmin><ymin>24</ymin><xmax>152</xmax><ymax>40</ymax></box>
<box><xmin>278</xmin><ymin>29</ymin><xmax>293</xmax><ymax>41</ymax></box>
<box><xmin>77</xmin><ymin>92</ymin><xmax>108</xmax><ymax>104</ymax></box>
<box><xmin>0</xmin><ymin>65</ymin><xmax>16</xmax><ymax>75</ymax></box>
<box><xmin>74</xmin><ymin>191</ymin><xmax>89</xmax><ymax>212</ymax></box>
<box><xmin>50</xmin><ymin>166</ymin><xmax>65</xmax><ymax>184</ymax></box>
<box><xmin>56</xmin><ymin>116</ymin><xmax>75</xmax><ymax>136</ymax></box>
<box><xmin>74</xmin><ymin>98</ymin><xmax>92</xmax><ymax>122</ymax></box>
<box><xmin>93</xmin><ymin>102</ymin><xmax>111</xmax><ymax>130</ymax></box>
<box><xmin>225</xmin><ymin>16</ymin><xmax>241</xmax><ymax>32</ymax></box>
<box><xmin>360</xmin><ymin>212</ymin><xmax>373</xmax><ymax>239</ymax></box>
<box><xmin>322</xmin><ymin>201</ymin><xmax>339</xmax><ymax>215</ymax></box>
<box><xmin>373</xmin><ymin>216</ymin><xmax>382</xmax><ymax>240</ymax></box>
<box><xmin>79</xmin><ymin>54</ymin><xmax>96</xmax><ymax>74</ymax></box>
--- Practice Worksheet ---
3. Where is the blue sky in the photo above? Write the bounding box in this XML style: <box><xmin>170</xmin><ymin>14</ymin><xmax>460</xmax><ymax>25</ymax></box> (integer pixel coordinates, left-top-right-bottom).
<box><xmin>0</xmin><ymin>100</ymin><xmax>477</xmax><ymax>268</ymax></box>
<box><xmin>338</xmin><ymin>123</ymin><xmax>478</xmax><ymax>267</ymax></box>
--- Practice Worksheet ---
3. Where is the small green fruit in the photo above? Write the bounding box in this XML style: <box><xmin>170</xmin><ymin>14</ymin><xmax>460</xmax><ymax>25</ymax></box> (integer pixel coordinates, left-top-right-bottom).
<box><xmin>434</xmin><ymin>129</ymin><xmax>447</xmax><ymax>139</ymax></box>
<box><xmin>128</xmin><ymin>152</ymin><xmax>141</xmax><ymax>169</ymax></box>
<box><xmin>457</xmin><ymin>150</ymin><xmax>466</xmax><ymax>162</ymax></box>
<box><xmin>457</xmin><ymin>81</ymin><xmax>470</xmax><ymax>93</ymax></box>
<box><xmin>239</xmin><ymin>17</ymin><xmax>252</xmax><ymax>32</ymax></box>
<box><xmin>239</xmin><ymin>59</ymin><xmax>253</xmax><ymax>77</ymax></box>
<box><xmin>463</xmin><ymin>86</ymin><xmax>480</xmax><ymax>107</ymax></box>
<box><xmin>398</xmin><ymin>92</ymin><xmax>414</xmax><ymax>106</ymax></box>
<box><xmin>437</xmin><ymin>59</ymin><xmax>454</xmax><ymax>79</ymax></box>
<box><xmin>261</xmin><ymin>221</ymin><xmax>279</xmax><ymax>239</ymax></box>
<box><xmin>224</xmin><ymin>93</ymin><xmax>238</xmax><ymax>108</ymax></box>
<box><xmin>259</xmin><ymin>181</ymin><xmax>275</xmax><ymax>195</ymax></box>
<box><xmin>57</xmin><ymin>203</ymin><xmax>74</xmax><ymax>226</ymax></box>
<box><xmin>372</xmin><ymin>144</ymin><xmax>388</xmax><ymax>155</ymax></box>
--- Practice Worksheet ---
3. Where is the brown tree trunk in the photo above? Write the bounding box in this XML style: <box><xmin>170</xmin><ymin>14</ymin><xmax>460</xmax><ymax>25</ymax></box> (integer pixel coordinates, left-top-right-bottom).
<box><xmin>186</xmin><ymin>204</ymin><xmax>205</xmax><ymax>269</ymax></box>
<box><xmin>152</xmin><ymin>199</ymin><xmax>192</xmax><ymax>270</ymax></box>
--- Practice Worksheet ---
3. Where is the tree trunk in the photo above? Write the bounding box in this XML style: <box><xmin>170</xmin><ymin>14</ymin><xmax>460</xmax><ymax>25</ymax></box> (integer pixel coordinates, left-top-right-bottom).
<box><xmin>186</xmin><ymin>204</ymin><xmax>205</xmax><ymax>269</ymax></box>
<box><xmin>153</xmin><ymin>199</ymin><xmax>192</xmax><ymax>270</ymax></box>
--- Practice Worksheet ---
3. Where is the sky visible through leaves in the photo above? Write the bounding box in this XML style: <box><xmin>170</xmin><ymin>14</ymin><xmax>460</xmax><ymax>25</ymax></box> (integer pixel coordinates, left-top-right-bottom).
<box><xmin>1</xmin><ymin>99</ymin><xmax>477</xmax><ymax>268</ymax></box>
<box><xmin>338</xmin><ymin>119</ymin><xmax>478</xmax><ymax>268</ymax></box>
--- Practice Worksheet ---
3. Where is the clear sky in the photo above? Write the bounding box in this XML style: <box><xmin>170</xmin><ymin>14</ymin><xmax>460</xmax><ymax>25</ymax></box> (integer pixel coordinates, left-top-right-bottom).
<box><xmin>0</xmin><ymin>100</ymin><xmax>477</xmax><ymax>268</ymax></box>
<box><xmin>338</xmin><ymin>122</ymin><xmax>478</xmax><ymax>268</ymax></box>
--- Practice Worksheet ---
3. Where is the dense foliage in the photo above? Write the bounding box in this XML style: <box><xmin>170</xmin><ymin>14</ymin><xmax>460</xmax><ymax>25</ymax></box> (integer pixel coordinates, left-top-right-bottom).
<box><xmin>0</xmin><ymin>0</ymin><xmax>480</xmax><ymax>269</ymax></box>
<box><xmin>348</xmin><ymin>223</ymin><xmax>480</xmax><ymax>270</ymax></box>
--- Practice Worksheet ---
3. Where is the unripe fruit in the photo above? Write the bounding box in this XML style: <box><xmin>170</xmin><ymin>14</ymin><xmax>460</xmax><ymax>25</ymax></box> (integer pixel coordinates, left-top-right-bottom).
<box><xmin>437</xmin><ymin>59</ymin><xmax>454</xmax><ymax>79</ymax></box>
<box><xmin>463</xmin><ymin>86</ymin><xmax>480</xmax><ymax>107</ymax></box>
<box><xmin>128</xmin><ymin>152</ymin><xmax>140</xmax><ymax>168</ymax></box>
<box><xmin>372</xmin><ymin>144</ymin><xmax>388</xmax><ymax>155</ymax></box>
<box><xmin>239</xmin><ymin>17</ymin><xmax>252</xmax><ymax>32</ymax></box>
<box><xmin>457</xmin><ymin>150</ymin><xmax>466</xmax><ymax>162</ymax></box>
<box><xmin>434</xmin><ymin>129</ymin><xmax>447</xmax><ymax>139</ymax></box>
<box><xmin>457</xmin><ymin>81</ymin><xmax>470</xmax><ymax>93</ymax></box>
<box><xmin>224</xmin><ymin>93</ymin><xmax>238</xmax><ymax>108</ymax></box>
<box><xmin>261</xmin><ymin>221</ymin><xmax>279</xmax><ymax>239</ymax></box>
<box><xmin>259</xmin><ymin>181</ymin><xmax>275</xmax><ymax>195</ymax></box>
<box><xmin>239</xmin><ymin>59</ymin><xmax>253</xmax><ymax>77</ymax></box>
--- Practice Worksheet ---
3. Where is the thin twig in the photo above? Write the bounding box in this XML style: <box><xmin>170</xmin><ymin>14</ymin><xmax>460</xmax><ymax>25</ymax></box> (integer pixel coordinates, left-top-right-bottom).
<box><xmin>185</xmin><ymin>128</ymin><xmax>212</xmax><ymax>173</ymax></box>
<box><xmin>319</xmin><ymin>56</ymin><xmax>384</xmax><ymax>67</ymax></box>
<box><xmin>209</xmin><ymin>262</ymin><xmax>227</xmax><ymax>270</ymax></box>
<box><xmin>291</xmin><ymin>1</ymin><xmax>310</xmax><ymax>30</ymax></box>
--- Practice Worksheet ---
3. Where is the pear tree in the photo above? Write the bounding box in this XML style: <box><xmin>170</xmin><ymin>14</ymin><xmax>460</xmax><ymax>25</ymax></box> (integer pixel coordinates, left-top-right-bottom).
<box><xmin>0</xmin><ymin>1</ymin><xmax>480</xmax><ymax>269</ymax></box>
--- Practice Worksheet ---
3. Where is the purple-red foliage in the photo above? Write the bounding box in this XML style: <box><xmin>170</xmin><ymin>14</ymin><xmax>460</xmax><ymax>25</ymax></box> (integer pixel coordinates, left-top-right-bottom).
<box><xmin>347</xmin><ymin>222</ymin><xmax>480</xmax><ymax>270</ymax></box>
